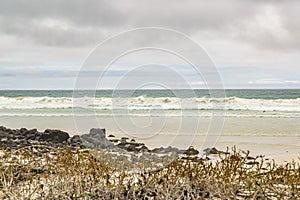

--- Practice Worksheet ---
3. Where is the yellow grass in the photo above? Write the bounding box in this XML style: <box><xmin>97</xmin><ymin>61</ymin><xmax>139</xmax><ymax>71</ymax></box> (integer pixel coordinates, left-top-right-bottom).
<box><xmin>0</xmin><ymin>146</ymin><xmax>299</xmax><ymax>199</ymax></box>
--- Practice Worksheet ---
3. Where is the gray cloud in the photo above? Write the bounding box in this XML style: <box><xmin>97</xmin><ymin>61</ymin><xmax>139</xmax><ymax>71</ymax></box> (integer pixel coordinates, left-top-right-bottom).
<box><xmin>1</xmin><ymin>0</ymin><xmax>299</xmax><ymax>50</ymax></box>
<box><xmin>0</xmin><ymin>0</ymin><xmax>299</xmax><ymax>89</ymax></box>
<box><xmin>0</xmin><ymin>0</ymin><xmax>125</xmax><ymax>27</ymax></box>
<box><xmin>0</xmin><ymin>0</ymin><xmax>125</xmax><ymax>46</ymax></box>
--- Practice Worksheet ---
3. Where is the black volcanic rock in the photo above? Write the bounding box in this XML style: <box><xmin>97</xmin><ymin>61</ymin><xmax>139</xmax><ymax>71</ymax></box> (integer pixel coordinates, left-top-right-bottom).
<box><xmin>0</xmin><ymin>126</ymin><xmax>107</xmax><ymax>150</ymax></box>
<box><xmin>68</xmin><ymin>135</ymin><xmax>84</xmax><ymax>148</ymax></box>
<box><xmin>109</xmin><ymin>139</ymin><xmax>119</xmax><ymax>143</ymax></box>
<box><xmin>20</xmin><ymin>128</ymin><xmax>28</xmax><ymax>134</ymax></box>
<box><xmin>0</xmin><ymin>126</ymin><xmax>203</xmax><ymax>157</ymax></box>
<box><xmin>203</xmin><ymin>147</ymin><xmax>229</xmax><ymax>155</ymax></box>
<box><xmin>0</xmin><ymin>131</ymin><xmax>10</xmax><ymax>139</ymax></box>
<box><xmin>152</xmin><ymin>146</ymin><xmax>185</xmax><ymax>154</ymax></box>
<box><xmin>184</xmin><ymin>146</ymin><xmax>199</xmax><ymax>156</ymax></box>
<box><xmin>40</xmin><ymin>129</ymin><xmax>70</xmax><ymax>143</ymax></box>
<box><xmin>26</xmin><ymin>129</ymin><xmax>38</xmax><ymax>140</ymax></box>
<box><xmin>138</xmin><ymin>145</ymin><xmax>149</xmax><ymax>152</ymax></box>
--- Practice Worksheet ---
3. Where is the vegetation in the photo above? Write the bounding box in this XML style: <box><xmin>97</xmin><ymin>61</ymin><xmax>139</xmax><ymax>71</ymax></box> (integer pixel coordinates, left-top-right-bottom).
<box><xmin>0</xmin><ymin>146</ymin><xmax>299</xmax><ymax>199</ymax></box>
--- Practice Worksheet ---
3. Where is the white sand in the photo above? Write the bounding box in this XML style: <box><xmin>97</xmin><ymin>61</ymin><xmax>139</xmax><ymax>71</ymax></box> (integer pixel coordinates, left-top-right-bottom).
<box><xmin>0</xmin><ymin>116</ymin><xmax>299</xmax><ymax>164</ymax></box>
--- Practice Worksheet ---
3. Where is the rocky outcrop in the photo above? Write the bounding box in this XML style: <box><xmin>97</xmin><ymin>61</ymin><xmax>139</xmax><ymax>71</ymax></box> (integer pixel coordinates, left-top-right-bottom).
<box><xmin>0</xmin><ymin>126</ymin><xmax>204</xmax><ymax>159</ymax></box>
<box><xmin>184</xmin><ymin>146</ymin><xmax>199</xmax><ymax>156</ymax></box>
<box><xmin>80</xmin><ymin>128</ymin><xmax>114</xmax><ymax>149</ymax></box>
<box><xmin>0</xmin><ymin>126</ymin><xmax>82</xmax><ymax>150</ymax></box>
<box><xmin>40</xmin><ymin>129</ymin><xmax>69</xmax><ymax>143</ymax></box>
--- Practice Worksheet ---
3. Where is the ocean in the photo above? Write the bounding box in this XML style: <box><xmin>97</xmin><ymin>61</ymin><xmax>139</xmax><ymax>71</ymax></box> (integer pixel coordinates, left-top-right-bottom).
<box><xmin>0</xmin><ymin>89</ymin><xmax>299</xmax><ymax>155</ymax></box>
<box><xmin>0</xmin><ymin>89</ymin><xmax>299</xmax><ymax>118</ymax></box>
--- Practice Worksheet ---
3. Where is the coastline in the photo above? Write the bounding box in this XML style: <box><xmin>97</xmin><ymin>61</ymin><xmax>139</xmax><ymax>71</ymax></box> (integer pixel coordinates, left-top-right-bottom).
<box><xmin>1</xmin><ymin>116</ymin><xmax>299</xmax><ymax>136</ymax></box>
<box><xmin>0</xmin><ymin>115</ymin><xmax>299</xmax><ymax>164</ymax></box>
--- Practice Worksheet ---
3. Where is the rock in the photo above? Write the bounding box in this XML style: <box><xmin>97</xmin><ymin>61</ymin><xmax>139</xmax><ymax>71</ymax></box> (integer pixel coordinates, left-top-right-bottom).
<box><xmin>109</xmin><ymin>139</ymin><xmax>119</xmax><ymax>143</ymax></box>
<box><xmin>0</xmin><ymin>131</ymin><xmax>10</xmax><ymax>139</ymax></box>
<box><xmin>152</xmin><ymin>146</ymin><xmax>183</xmax><ymax>154</ymax></box>
<box><xmin>80</xmin><ymin>128</ymin><xmax>114</xmax><ymax>149</ymax></box>
<box><xmin>67</xmin><ymin>135</ymin><xmax>84</xmax><ymax>148</ymax></box>
<box><xmin>184</xmin><ymin>146</ymin><xmax>199</xmax><ymax>156</ymax></box>
<box><xmin>89</xmin><ymin>128</ymin><xmax>106</xmax><ymax>138</ymax></box>
<box><xmin>69</xmin><ymin>135</ymin><xmax>82</xmax><ymax>143</ymax></box>
<box><xmin>0</xmin><ymin>126</ymin><xmax>13</xmax><ymax>134</ymax></box>
<box><xmin>115</xmin><ymin>140</ymin><xmax>150</xmax><ymax>153</ymax></box>
<box><xmin>26</xmin><ymin>133</ymin><xmax>36</xmax><ymax>139</ymax></box>
<box><xmin>138</xmin><ymin>145</ymin><xmax>149</xmax><ymax>152</ymax></box>
<box><xmin>128</xmin><ymin>142</ymin><xmax>141</xmax><ymax>147</ymax></box>
<box><xmin>20</xmin><ymin>128</ymin><xmax>28</xmax><ymax>134</ymax></box>
<box><xmin>126</xmin><ymin>144</ymin><xmax>139</xmax><ymax>152</ymax></box>
<box><xmin>27</xmin><ymin>129</ymin><xmax>38</xmax><ymax>135</ymax></box>
<box><xmin>116</xmin><ymin>142</ymin><xmax>128</xmax><ymax>148</ymax></box>
<box><xmin>108</xmin><ymin>134</ymin><xmax>115</xmax><ymax>138</ymax></box>
<box><xmin>203</xmin><ymin>147</ymin><xmax>226</xmax><ymax>155</ymax></box>
<box><xmin>40</xmin><ymin>129</ymin><xmax>70</xmax><ymax>143</ymax></box>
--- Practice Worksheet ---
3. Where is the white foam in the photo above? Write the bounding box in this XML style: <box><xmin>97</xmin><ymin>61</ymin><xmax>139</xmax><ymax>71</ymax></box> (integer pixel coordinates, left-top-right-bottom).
<box><xmin>0</xmin><ymin>96</ymin><xmax>299</xmax><ymax>112</ymax></box>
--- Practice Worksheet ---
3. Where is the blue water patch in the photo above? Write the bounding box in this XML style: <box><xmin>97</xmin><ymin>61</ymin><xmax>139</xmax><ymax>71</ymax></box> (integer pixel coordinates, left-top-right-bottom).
<box><xmin>0</xmin><ymin>89</ymin><xmax>299</xmax><ymax>99</ymax></box>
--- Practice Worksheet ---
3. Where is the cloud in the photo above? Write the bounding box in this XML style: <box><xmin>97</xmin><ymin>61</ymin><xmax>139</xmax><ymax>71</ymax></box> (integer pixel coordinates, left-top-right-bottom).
<box><xmin>0</xmin><ymin>72</ymin><xmax>16</xmax><ymax>77</ymax></box>
<box><xmin>0</xmin><ymin>0</ymin><xmax>299</xmax><ymax>89</ymax></box>
<box><xmin>0</xmin><ymin>0</ymin><xmax>299</xmax><ymax>50</ymax></box>
<box><xmin>0</xmin><ymin>0</ymin><xmax>125</xmax><ymax>47</ymax></box>
<box><xmin>248</xmin><ymin>78</ymin><xmax>300</xmax><ymax>85</ymax></box>
<box><xmin>1</xmin><ymin>0</ymin><xmax>298</xmax><ymax>50</ymax></box>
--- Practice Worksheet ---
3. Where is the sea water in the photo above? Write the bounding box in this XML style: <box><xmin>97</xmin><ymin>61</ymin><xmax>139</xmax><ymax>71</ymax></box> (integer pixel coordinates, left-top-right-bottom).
<box><xmin>0</xmin><ymin>89</ymin><xmax>299</xmax><ymax>157</ymax></box>
<box><xmin>0</xmin><ymin>89</ymin><xmax>299</xmax><ymax>117</ymax></box>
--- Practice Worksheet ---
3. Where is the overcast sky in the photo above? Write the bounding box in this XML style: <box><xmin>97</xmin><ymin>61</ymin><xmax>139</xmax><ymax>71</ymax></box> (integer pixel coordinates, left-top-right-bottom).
<box><xmin>0</xmin><ymin>0</ymin><xmax>299</xmax><ymax>89</ymax></box>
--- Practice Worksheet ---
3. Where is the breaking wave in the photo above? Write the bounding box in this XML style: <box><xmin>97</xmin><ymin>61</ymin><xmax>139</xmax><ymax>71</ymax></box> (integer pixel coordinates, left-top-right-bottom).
<box><xmin>0</xmin><ymin>96</ymin><xmax>300</xmax><ymax>112</ymax></box>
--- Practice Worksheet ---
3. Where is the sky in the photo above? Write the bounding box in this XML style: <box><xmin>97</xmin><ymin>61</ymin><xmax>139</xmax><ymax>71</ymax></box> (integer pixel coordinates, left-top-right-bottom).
<box><xmin>0</xmin><ymin>0</ymin><xmax>299</xmax><ymax>89</ymax></box>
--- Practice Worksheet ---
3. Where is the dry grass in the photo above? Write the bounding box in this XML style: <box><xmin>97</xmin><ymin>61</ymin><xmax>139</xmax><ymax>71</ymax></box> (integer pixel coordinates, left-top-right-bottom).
<box><xmin>0</xmin><ymin>146</ymin><xmax>299</xmax><ymax>199</ymax></box>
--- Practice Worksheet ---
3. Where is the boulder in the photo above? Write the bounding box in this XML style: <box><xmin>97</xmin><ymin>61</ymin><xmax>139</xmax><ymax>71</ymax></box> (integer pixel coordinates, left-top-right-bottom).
<box><xmin>26</xmin><ymin>129</ymin><xmax>38</xmax><ymax>140</ymax></box>
<box><xmin>80</xmin><ymin>128</ymin><xmax>114</xmax><ymax>149</ymax></box>
<box><xmin>89</xmin><ymin>128</ymin><xmax>106</xmax><ymax>138</ymax></box>
<box><xmin>40</xmin><ymin>129</ymin><xmax>70</xmax><ymax>143</ymax></box>
<box><xmin>20</xmin><ymin>128</ymin><xmax>28</xmax><ymax>134</ymax></box>
<box><xmin>203</xmin><ymin>147</ymin><xmax>228</xmax><ymax>155</ymax></box>
<box><xmin>184</xmin><ymin>146</ymin><xmax>199</xmax><ymax>156</ymax></box>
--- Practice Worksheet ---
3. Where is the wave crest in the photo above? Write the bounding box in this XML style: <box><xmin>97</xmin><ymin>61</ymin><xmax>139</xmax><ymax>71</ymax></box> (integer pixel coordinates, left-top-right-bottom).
<box><xmin>0</xmin><ymin>96</ymin><xmax>300</xmax><ymax>112</ymax></box>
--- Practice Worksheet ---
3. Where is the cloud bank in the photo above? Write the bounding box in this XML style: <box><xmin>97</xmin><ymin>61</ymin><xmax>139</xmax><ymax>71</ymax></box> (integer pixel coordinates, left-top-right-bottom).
<box><xmin>0</xmin><ymin>0</ymin><xmax>299</xmax><ymax>89</ymax></box>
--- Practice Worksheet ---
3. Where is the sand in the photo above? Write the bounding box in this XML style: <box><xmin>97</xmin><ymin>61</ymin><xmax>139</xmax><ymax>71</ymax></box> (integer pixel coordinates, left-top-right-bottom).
<box><xmin>0</xmin><ymin>115</ymin><xmax>299</xmax><ymax>164</ymax></box>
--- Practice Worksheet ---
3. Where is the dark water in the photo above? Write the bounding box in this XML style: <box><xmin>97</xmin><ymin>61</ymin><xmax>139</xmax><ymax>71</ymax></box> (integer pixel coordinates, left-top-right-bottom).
<box><xmin>0</xmin><ymin>89</ymin><xmax>299</xmax><ymax>99</ymax></box>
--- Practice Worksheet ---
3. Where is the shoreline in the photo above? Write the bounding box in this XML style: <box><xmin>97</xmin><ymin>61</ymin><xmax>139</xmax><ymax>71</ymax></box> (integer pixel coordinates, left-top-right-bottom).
<box><xmin>1</xmin><ymin>114</ymin><xmax>299</xmax><ymax>164</ymax></box>
<box><xmin>0</xmin><ymin>123</ymin><xmax>299</xmax><ymax>164</ymax></box>
<box><xmin>0</xmin><ymin>115</ymin><xmax>299</xmax><ymax>135</ymax></box>
<box><xmin>0</xmin><ymin>115</ymin><xmax>299</xmax><ymax>164</ymax></box>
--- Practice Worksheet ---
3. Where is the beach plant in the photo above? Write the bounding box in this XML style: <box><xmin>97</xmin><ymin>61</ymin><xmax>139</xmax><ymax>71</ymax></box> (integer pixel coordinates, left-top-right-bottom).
<box><xmin>0</xmin><ymin>146</ymin><xmax>299</xmax><ymax>199</ymax></box>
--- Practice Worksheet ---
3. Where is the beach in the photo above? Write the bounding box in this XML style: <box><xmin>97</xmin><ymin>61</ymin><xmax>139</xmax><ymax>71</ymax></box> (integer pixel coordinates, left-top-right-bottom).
<box><xmin>1</xmin><ymin>115</ymin><xmax>299</xmax><ymax>163</ymax></box>
<box><xmin>0</xmin><ymin>89</ymin><xmax>299</xmax><ymax>164</ymax></box>
<box><xmin>0</xmin><ymin>90</ymin><xmax>299</xmax><ymax>198</ymax></box>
